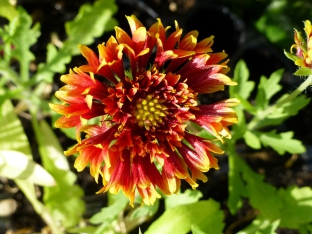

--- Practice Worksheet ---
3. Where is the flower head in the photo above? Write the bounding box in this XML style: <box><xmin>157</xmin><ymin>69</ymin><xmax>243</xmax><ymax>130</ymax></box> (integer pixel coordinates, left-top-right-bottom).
<box><xmin>285</xmin><ymin>20</ymin><xmax>312</xmax><ymax>70</ymax></box>
<box><xmin>50</xmin><ymin>15</ymin><xmax>239</xmax><ymax>206</ymax></box>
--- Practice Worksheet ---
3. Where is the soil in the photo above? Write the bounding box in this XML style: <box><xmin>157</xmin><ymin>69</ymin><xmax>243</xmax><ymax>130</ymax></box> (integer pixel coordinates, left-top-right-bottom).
<box><xmin>1</xmin><ymin>0</ymin><xmax>311</xmax><ymax>233</ymax></box>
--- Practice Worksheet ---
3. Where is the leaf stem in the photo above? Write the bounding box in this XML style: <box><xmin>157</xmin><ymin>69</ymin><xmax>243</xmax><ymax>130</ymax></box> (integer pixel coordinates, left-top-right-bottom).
<box><xmin>15</xmin><ymin>180</ymin><xmax>62</xmax><ymax>234</ymax></box>
<box><xmin>29</xmin><ymin>107</ymin><xmax>63</xmax><ymax>234</ymax></box>
<box><xmin>248</xmin><ymin>74</ymin><xmax>312</xmax><ymax>131</ymax></box>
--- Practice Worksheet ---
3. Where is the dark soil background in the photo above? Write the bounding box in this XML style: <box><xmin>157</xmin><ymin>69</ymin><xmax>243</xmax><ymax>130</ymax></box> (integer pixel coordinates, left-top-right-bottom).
<box><xmin>1</xmin><ymin>0</ymin><xmax>312</xmax><ymax>233</ymax></box>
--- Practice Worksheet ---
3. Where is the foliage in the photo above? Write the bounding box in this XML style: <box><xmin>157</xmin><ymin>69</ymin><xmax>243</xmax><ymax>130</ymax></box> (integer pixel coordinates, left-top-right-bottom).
<box><xmin>1</xmin><ymin>0</ymin><xmax>312</xmax><ymax>233</ymax></box>
<box><xmin>0</xmin><ymin>0</ymin><xmax>117</xmax><ymax>232</ymax></box>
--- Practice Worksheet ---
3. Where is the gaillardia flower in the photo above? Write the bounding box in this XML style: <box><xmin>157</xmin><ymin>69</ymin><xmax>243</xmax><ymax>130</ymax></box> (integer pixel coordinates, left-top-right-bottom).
<box><xmin>50</xmin><ymin>15</ymin><xmax>239</xmax><ymax>206</ymax></box>
<box><xmin>285</xmin><ymin>20</ymin><xmax>312</xmax><ymax>70</ymax></box>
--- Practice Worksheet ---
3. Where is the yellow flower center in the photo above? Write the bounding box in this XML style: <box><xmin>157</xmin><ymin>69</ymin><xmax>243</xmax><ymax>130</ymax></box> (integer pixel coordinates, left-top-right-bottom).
<box><xmin>133</xmin><ymin>94</ymin><xmax>168</xmax><ymax>130</ymax></box>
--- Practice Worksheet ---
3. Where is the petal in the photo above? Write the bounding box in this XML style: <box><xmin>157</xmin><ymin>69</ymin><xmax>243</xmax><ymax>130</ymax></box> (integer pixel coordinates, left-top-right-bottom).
<box><xmin>115</xmin><ymin>26</ymin><xmax>134</xmax><ymax>48</ymax></box>
<box><xmin>126</xmin><ymin>15</ymin><xmax>144</xmax><ymax>35</ymax></box>
<box><xmin>54</xmin><ymin>115</ymin><xmax>80</xmax><ymax>128</ymax></box>
<box><xmin>79</xmin><ymin>44</ymin><xmax>99</xmax><ymax>67</ymax></box>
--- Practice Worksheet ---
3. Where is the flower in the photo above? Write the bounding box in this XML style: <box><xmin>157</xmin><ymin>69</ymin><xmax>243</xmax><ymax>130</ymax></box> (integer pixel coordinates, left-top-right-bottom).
<box><xmin>50</xmin><ymin>15</ymin><xmax>239</xmax><ymax>206</ymax></box>
<box><xmin>285</xmin><ymin>20</ymin><xmax>312</xmax><ymax>70</ymax></box>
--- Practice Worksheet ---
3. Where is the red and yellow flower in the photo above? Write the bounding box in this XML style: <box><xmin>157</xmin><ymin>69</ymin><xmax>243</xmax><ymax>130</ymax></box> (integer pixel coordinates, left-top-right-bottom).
<box><xmin>50</xmin><ymin>15</ymin><xmax>239</xmax><ymax>206</ymax></box>
<box><xmin>285</xmin><ymin>20</ymin><xmax>312</xmax><ymax>69</ymax></box>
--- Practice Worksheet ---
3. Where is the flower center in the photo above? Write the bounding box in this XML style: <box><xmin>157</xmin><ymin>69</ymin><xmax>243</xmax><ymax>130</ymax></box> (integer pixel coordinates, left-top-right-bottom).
<box><xmin>132</xmin><ymin>94</ymin><xmax>168</xmax><ymax>130</ymax></box>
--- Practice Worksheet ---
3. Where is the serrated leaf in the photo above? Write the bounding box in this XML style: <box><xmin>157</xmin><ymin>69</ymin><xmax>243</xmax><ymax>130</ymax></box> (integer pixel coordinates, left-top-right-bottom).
<box><xmin>145</xmin><ymin>199</ymin><xmax>224</xmax><ymax>234</ymax></box>
<box><xmin>0</xmin><ymin>0</ymin><xmax>18</xmax><ymax>21</ymax></box>
<box><xmin>90</xmin><ymin>191</ymin><xmax>128</xmax><ymax>224</ymax></box>
<box><xmin>45</xmin><ymin>43</ymin><xmax>71</xmax><ymax>74</ymax></box>
<box><xmin>34</xmin><ymin>45</ymin><xmax>72</xmax><ymax>84</ymax></box>
<box><xmin>33</xmin><ymin>0</ymin><xmax>118</xmax><ymax>83</ymax></box>
<box><xmin>244</xmin><ymin>131</ymin><xmax>261</xmax><ymax>149</ymax></box>
<box><xmin>0</xmin><ymin>150</ymin><xmax>55</xmax><ymax>186</ymax></box>
<box><xmin>39</xmin><ymin>120</ymin><xmax>85</xmax><ymax>228</ymax></box>
<box><xmin>228</xmin><ymin>148</ymin><xmax>283</xmax><ymax>219</ymax></box>
<box><xmin>294</xmin><ymin>66</ymin><xmax>312</xmax><ymax>76</ymax></box>
<box><xmin>278</xmin><ymin>186</ymin><xmax>312</xmax><ymax>229</ymax></box>
<box><xmin>65</xmin><ymin>0</ymin><xmax>118</xmax><ymax>50</ymax></box>
<box><xmin>0</xmin><ymin>54</ymin><xmax>16</xmax><ymax>82</ymax></box>
<box><xmin>10</xmin><ymin>7</ymin><xmax>40</xmax><ymax>81</ymax></box>
<box><xmin>255</xmin><ymin>69</ymin><xmax>283</xmax><ymax>108</ymax></box>
<box><xmin>242</xmin><ymin>164</ymin><xmax>283</xmax><ymax>220</ymax></box>
<box><xmin>255</xmin><ymin>70</ymin><xmax>283</xmax><ymax>109</ymax></box>
<box><xmin>263</xmin><ymin>69</ymin><xmax>283</xmax><ymax>99</ymax></box>
<box><xmin>256</xmin><ymin>95</ymin><xmax>310</xmax><ymax>129</ymax></box>
<box><xmin>237</xmin><ymin>216</ymin><xmax>280</xmax><ymax>234</ymax></box>
<box><xmin>165</xmin><ymin>189</ymin><xmax>203</xmax><ymax>210</ymax></box>
<box><xmin>257</xmin><ymin>130</ymin><xmax>305</xmax><ymax>155</ymax></box>
<box><xmin>230</xmin><ymin>60</ymin><xmax>254</xmax><ymax>100</ymax></box>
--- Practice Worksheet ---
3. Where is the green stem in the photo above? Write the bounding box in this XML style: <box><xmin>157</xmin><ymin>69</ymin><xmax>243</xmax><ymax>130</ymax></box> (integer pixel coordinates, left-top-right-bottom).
<box><xmin>248</xmin><ymin>74</ymin><xmax>312</xmax><ymax>131</ymax></box>
<box><xmin>15</xmin><ymin>180</ymin><xmax>62</xmax><ymax>234</ymax></box>
<box><xmin>29</xmin><ymin>107</ymin><xmax>63</xmax><ymax>234</ymax></box>
<box><xmin>275</xmin><ymin>74</ymin><xmax>312</xmax><ymax>108</ymax></box>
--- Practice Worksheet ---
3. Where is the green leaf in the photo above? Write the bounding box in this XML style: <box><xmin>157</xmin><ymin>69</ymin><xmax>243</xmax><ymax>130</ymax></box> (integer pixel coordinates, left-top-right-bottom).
<box><xmin>0</xmin><ymin>99</ymin><xmax>31</xmax><ymax>157</ymax></box>
<box><xmin>65</xmin><ymin>0</ymin><xmax>118</xmax><ymax>50</ymax></box>
<box><xmin>256</xmin><ymin>95</ymin><xmax>310</xmax><ymax>129</ymax></box>
<box><xmin>66</xmin><ymin>225</ymin><xmax>98</xmax><ymax>234</ymax></box>
<box><xmin>33</xmin><ymin>0</ymin><xmax>118</xmax><ymax>84</ymax></box>
<box><xmin>257</xmin><ymin>130</ymin><xmax>305</xmax><ymax>155</ymax></box>
<box><xmin>244</xmin><ymin>131</ymin><xmax>261</xmax><ymax>149</ymax></box>
<box><xmin>255</xmin><ymin>0</ymin><xmax>291</xmax><ymax>48</ymax></box>
<box><xmin>0</xmin><ymin>0</ymin><xmax>18</xmax><ymax>21</ymax></box>
<box><xmin>145</xmin><ymin>199</ymin><xmax>224</xmax><ymax>234</ymax></box>
<box><xmin>0</xmin><ymin>150</ymin><xmax>55</xmax><ymax>186</ymax></box>
<box><xmin>130</xmin><ymin>200</ymin><xmax>159</xmax><ymax>220</ymax></box>
<box><xmin>90</xmin><ymin>191</ymin><xmax>128</xmax><ymax>225</ymax></box>
<box><xmin>10</xmin><ymin>7</ymin><xmax>40</xmax><ymax>81</ymax></box>
<box><xmin>227</xmin><ymin>147</ymin><xmax>283</xmax><ymax>219</ymax></box>
<box><xmin>255</xmin><ymin>79</ymin><xmax>266</xmax><ymax>109</ymax></box>
<box><xmin>242</xmin><ymin>164</ymin><xmax>283</xmax><ymax>220</ymax></box>
<box><xmin>237</xmin><ymin>216</ymin><xmax>280</xmax><ymax>234</ymax></box>
<box><xmin>191</xmin><ymin>225</ymin><xmax>207</xmax><ymax>234</ymax></box>
<box><xmin>278</xmin><ymin>186</ymin><xmax>312</xmax><ymax>229</ymax></box>
<box><xmin>256</xmin><ymin>16</ymin><xmax>287</xmax><ymax>44</ymax></box>
<box><xmin>165</xmin><ymin>189</ymin><xmax>203</xmax><ymax>210</ymax></box>
<box><xmin>39</xmin><ymin>120</ymin><xmax>85</xmax><ymax>228</ymax></box>
<box><xmin>234</xmin><ymin>93</ymin><xmax>256</xmax><ymax>114</ymax></box>
<box><xmin>231</xmin><ymin>106</ymin><xmax>247</xmax><ymax>140</ymax></box>
<box><xmin>227</xmin><ymin>145</ymin><xmax>248</xmax><ymax>214</ymax></box>
<box><xmin>284</xmin><ymin>50</ymin><xmax>298</xmax><ymax>62</ymax></box>
<box><xmin>0</xmin><ymin>98</ymin><xmax>49</xmax><ymax>231</ymax></box>
<box><xmin>230</xmin><ymin>60</ymin><xmax>254</xmax><ymax>100</ymax></box>
<box><xmin>197</xmin><ymin>129</ymin><xmax>215</xmax><ymax>139</ymax></box>
<box><xmin>294</xmin><ymin>66</ymin><xmax>312</xmax><ymax>76</ymax></box>
<box><xmin>255</xmin><ymin>69</ymin><xmax>283</xmax><ymax>108</ymax></box>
